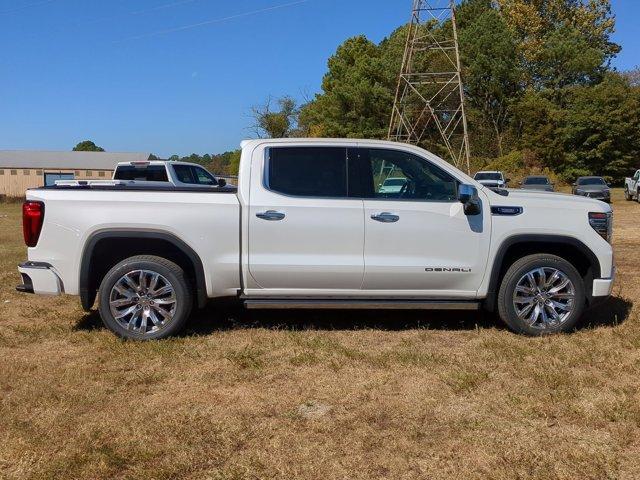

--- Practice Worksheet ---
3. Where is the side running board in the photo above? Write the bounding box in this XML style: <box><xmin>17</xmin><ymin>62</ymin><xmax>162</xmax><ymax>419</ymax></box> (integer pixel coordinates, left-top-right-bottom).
<box><xmin>243</xmin><ymin>299</ymin><xmax>480</xmax><ymax>310</ymax></box>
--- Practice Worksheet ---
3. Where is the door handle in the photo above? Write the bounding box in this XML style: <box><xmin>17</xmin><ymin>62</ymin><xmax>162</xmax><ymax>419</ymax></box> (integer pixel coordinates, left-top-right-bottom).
<box><xmin>256</xmin><ymin>210</ymin><xmax>286</xmax><ymax>221</ymax></box>
<box><xmin>371</xmin><ymin>212</ymin><xmax>399</xmax><ymax>223</ymax></box>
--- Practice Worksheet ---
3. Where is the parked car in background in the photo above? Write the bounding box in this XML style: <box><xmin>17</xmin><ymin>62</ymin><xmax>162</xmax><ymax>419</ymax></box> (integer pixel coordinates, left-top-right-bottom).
<box><xmin>624</xmin><ymin>169</ymin><xmax>640</xmax><ymax>202</ymax></box>
<box><xmin>113</xmin><ymin>160</ymin><xmax>226</xmax><ymax>187</ymax></box>
<box><xmin>520</xmin><ymin>175</ymin><xmax>554</xmax><ymax>192</ymax></box>
<box><xmin>17</xmin><ymin>138</ymin><xmax>614</xmax><ymax>340</ymax></box>
<box><xmin>378</xmin><ymin>177</ymin><xmax>407</xmax><ymax>194</ymax></box>
<box><xmin>572</xmin><ymin>176</ymin><xmax>611</xmax><ymax>203</ymax></box>
<box><xmin>473</xmin><ymin>171</ymin><xmax>508</xmax><ymax>190</ymax></box>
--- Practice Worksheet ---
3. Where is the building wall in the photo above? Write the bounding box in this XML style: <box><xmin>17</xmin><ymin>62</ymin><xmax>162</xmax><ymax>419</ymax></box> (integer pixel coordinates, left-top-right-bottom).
<box><xmin>0</xmin><ymin>168</ymin><xmax>113</xmax><ymax>197</ymax></box>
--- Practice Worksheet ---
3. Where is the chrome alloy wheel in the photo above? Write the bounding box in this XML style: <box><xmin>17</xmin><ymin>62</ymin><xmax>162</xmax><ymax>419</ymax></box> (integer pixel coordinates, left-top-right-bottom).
<box><xmin>512</xmin><ymin>267</ymin><xmax>575</xmax><ymax>330</ymax></box>
<box><xmin>109</xmin><ymin>270</ymin><xmax>177</xmax><ymax>335</ymax></box>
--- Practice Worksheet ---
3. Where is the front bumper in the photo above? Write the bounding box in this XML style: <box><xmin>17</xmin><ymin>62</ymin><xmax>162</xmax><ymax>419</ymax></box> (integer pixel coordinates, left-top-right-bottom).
<box><xmin>16</xmin><ymin>261</ymin><xmax>63</xmax><ymax>295</ymax></box>
<box><xmin>576</xmin><ymin>191</ymin><xmax>611</xmax><ymax>202</ymax></box>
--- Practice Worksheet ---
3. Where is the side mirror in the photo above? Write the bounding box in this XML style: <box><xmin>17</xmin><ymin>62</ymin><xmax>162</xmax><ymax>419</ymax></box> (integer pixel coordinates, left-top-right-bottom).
<box><xmin>217</xmin><ymin>178</ymin><xmax>226</xmax><ymax>187</ymax></box>
<box><xmin>458</xmin><ymin>184</ymin><xmax>481</xmax><ymax>216</ymax></box>
<box><xmin>607</xmin><ymin>183</ymin><xmax>612</xmax><ymax>187</ymax></box>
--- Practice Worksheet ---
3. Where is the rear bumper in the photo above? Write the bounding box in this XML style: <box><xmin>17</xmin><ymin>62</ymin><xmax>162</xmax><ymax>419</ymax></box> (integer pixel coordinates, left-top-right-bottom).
<box><xmin>592</xmin><ymin>267</ymin><xmax>615</xmax><ymax>298</ymax></box>
<box><xmin>16</xmin><ymin>261</ymin><xmax>63</xmax><ymax>295</ymax></box>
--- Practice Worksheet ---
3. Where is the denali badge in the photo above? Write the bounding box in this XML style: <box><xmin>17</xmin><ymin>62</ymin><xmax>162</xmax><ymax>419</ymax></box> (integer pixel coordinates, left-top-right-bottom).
<box><xmin>425</xmin><ymin>267</ymin><xmax>471</xmax><ymax>273</ymax></box>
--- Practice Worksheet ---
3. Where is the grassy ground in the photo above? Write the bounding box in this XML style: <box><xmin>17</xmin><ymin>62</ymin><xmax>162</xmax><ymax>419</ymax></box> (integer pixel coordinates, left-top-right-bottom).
<box><xmin>1</xmin><ymin>191</ymin><xmax>639</xmax><ymax>480</ymax></box>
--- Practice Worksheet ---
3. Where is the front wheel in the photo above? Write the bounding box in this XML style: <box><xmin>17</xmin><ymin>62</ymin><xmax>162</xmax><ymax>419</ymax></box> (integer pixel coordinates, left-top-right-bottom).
<box><xmin>497</xmin><ymin>254</ymin><xmax>585</xmax><ymax>336</ymax></box>
<box><xmin>98</xmin><ymin>255</ymin><xmax>193</xmax><ymax>340</ymax></box>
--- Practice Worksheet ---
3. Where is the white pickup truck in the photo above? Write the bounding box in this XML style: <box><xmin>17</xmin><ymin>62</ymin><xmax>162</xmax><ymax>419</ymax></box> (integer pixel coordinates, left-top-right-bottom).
<box><xmin>624</xmin><ymin>169</ymin><xmax>640</xmax><ymax>202</ymax></box>
<box><xmin>113</xmin><ymin>160</ymin><xmax>226</xmax><ymax>187</ymax></box>
<box><xmin>17</xmin><ymin>139</ymin><xmax>614</xmax><ymax>339</ymax></box>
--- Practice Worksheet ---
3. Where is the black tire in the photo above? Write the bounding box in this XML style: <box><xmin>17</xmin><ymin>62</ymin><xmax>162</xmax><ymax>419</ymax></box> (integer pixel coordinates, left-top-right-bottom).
<box><xmin>98</xmin><ymin>255</ymin><xmax>193</xmax><ymax>340</ymax></box>
<box><xmin>497</xmin><ymin>254</ymin><xmax>585</xmax><ymax>336</ymax></box>
<box><xmin>637</xmin><ymin>189</ymin><xmax>640</xmax><ymax>204</ymax></box>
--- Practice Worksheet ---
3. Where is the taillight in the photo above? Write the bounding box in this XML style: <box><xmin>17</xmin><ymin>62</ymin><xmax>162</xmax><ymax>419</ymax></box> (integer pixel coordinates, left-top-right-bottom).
<box><xmin>22</xmin><ymin>201</ymin><xmax>45</xmax><ymax>247</ymax></box>
<box><xmin>588</xmin><ymin>211</ymin><xmax>612</xmax><ymax>243</ymax></box>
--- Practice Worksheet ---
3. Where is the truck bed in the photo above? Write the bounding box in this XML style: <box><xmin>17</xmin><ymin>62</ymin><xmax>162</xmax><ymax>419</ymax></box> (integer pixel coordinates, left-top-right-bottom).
<box><xmin>39</xmin><ymin>181</ymin><xmax>238</xmax><ymax>193</ymax></box>
<box><xmin>24</xmin><ymin>186</ymin><xmax>242</xmax><ymax>300</ymax></box>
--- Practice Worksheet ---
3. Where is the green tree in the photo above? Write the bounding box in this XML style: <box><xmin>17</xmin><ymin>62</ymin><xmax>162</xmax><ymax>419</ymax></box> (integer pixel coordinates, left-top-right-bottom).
<box><xmin>534</xmin><ymin>26</ymin><xmax>605</xmax><ymax>93</ymax></box>
<box><xmin>209</xmin><ymin>150</ymin><xmax>241</xmax><ymax>176</ymax></box>
<box><xmin>623</xmin><ymin>67</ymin><xmax>640</xmax><ymax>87</ymax></box>
<box><xmin>299</xmin><ymin>35</ymin><xmax>396</xmax><ymax>138</ymax></box>
<box><xmin>558</xmin><ymin>73</ymin><xmax>640</xmax><ymax>180</ymax></box>
<box><xmin>251</xmin><ymin>96</ymin><xmax>299</xmax><ymax>138</ymax></box>
<box><xmin>495</xmin><ymin>0</ymin><xmax>619</xmax><ymax>76</ymax></box>
<box><xmin>459</xmin><ymin>7</ymin><xmax>521</xmax><ymax>156</ymax></box>
<box><xmin>73</xmin><ymin>140</ymin><xmax>104</xmax><ymax>152</ymax></box>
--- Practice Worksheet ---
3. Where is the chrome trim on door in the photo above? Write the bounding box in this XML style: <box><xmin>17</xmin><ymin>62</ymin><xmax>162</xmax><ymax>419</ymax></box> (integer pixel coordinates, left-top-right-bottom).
<box><xmin>256</xmin><ymin>210</ymin><xmax>286</xmax><ymax>221</ymax></box>
<box><xmin>371</xmin><ymin>212</ymin><xmax>400</xmax><ymax>223</ymax></box>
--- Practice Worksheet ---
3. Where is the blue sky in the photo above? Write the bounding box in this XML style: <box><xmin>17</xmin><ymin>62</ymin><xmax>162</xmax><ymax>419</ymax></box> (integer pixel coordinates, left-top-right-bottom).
<box><xmin>1</xmin><ymin>0</ymin><xmax>638</xmax><ymax>157</ymax></box>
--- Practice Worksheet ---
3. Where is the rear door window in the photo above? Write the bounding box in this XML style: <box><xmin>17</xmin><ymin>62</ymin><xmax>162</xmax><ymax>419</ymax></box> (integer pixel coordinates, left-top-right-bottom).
<box><xmin>267</xmin><ymin>147</ymin><xmax>348</xmax><ymax>198</ymax></box>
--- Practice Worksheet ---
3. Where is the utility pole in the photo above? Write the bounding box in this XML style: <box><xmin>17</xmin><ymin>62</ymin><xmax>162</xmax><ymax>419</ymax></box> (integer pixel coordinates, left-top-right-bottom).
<box><xmin>388</xmin><ymin>0</ymin><xmax>471</xmax><ymax>173</ymax></box>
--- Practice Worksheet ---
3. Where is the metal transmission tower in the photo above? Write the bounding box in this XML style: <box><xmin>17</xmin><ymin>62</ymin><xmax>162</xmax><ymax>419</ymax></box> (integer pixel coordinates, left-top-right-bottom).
<box><xmin>388</xmin><ymin>0</ymin><xmax>471</xmax><ymax>173</ymax></box>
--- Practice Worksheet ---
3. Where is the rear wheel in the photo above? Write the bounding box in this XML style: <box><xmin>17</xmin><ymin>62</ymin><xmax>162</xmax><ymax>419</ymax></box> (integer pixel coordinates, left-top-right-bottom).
<box><xmin>497</xmin><ymin>254</ymin><xmax>585</xmax><ymax>336</ymax></box>
<box><xmin>98</xmin><ymin>255</ymin><xmax>193</xmax><ymax>340</ymax></box>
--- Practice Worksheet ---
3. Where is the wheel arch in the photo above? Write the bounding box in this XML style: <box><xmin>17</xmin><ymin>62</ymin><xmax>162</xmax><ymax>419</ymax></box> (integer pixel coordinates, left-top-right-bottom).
<box><xmin>80</xmin><ymin>230</ymin><xmax>207</xmax><ymax>311</ymax></box>
<box><xmin>484</xmin><ymin>234</ymin><xmax>600</xmax><ymax>311</ymax></box>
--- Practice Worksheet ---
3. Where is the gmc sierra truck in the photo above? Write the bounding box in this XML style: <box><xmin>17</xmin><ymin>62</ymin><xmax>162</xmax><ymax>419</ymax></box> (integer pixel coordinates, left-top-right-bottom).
<box><xmin>17</xmin><ymin>139</ymin><xmax>614</xmax><ymax>339</ymax></box>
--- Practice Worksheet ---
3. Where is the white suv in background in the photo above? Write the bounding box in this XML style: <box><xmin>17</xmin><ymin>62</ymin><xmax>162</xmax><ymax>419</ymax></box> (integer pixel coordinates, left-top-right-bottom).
<box><xmin>474</xmin><ymin>171</ymin><xmax>508</xmax><ymax>190</ymax></box>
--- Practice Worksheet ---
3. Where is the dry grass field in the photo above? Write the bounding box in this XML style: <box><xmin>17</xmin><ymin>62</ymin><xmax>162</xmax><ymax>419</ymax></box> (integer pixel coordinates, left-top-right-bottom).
<box><xmin>1</xmin><ymin>191</ymin><xmax>639</xmax><ymax>480</ymax></box>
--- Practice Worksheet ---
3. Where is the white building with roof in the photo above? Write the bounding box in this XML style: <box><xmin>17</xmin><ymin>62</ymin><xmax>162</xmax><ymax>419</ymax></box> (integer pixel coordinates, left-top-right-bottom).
<box><xmin>0</xmin><ymin>150</ymin><xmax>150</xmax><ymax>197</ymax></box>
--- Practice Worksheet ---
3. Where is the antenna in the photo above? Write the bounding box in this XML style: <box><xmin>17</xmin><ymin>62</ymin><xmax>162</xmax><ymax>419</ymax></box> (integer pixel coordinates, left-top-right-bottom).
<box><xmin>388</xmin><ymin>0</ymin><xmax>471</xmax><ymax>173</ymax></box>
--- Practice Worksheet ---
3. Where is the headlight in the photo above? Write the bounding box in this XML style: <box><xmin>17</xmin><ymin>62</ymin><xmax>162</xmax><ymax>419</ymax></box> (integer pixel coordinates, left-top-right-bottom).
<box><xmin>589</xmin><ymin>212</ymin><xmax>612</xmax><ymax>243</ymax></box>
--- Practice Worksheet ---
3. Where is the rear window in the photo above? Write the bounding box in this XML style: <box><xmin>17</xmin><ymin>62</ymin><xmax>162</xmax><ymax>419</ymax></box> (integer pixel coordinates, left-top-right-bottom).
<box><xmin>577</xmin><ymin>177</ymin><xmax>605</xmax><ymax>185</ymax></box>
<box><xmin>524</xmin><ymin>177</ymin><xmax>549</xmax><ymax>185</ymax></box>
<box><xmin>267</xmin><ymin>147</ymin><xmax>347</xmax><ymax>197</ymax></box>
<box><xmin>114</xmin><ymin>165</ymin><xmax>168</xmax><ymax>182</ymax></box>
<box><xmin>474</xmin><ymin>172</ymin><xmax>501</xmax><ymax>181</ymax></box>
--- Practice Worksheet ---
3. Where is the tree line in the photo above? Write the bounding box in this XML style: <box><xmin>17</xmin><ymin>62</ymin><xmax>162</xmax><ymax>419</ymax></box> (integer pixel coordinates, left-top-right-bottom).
<box><xmin>251</xmin><ymin>0</ymin><xmax>640</xmax><ymax>184</ymax></box>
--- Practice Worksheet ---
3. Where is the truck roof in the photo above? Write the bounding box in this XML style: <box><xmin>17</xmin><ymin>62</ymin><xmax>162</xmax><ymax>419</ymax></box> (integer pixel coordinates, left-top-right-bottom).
<box><xmin>115</xmin><ymin>160</ymin><xmax>207</xmax><ymax>168</ymax></box>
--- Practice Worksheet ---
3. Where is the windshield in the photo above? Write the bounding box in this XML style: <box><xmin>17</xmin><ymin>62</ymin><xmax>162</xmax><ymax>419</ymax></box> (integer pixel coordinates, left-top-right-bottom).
<box><xmin>383</xmin><ymin>178</ymin><xmax>406</xmax><ymax>186</ymax></box>
<box><xmin>474</xmin><ymin>172</ymin><xmax>501</xmax><ymax>181</ymax></box>
<box><xmin>523</xmin><ymin>177</ymin><xmax>549</xmax><ymax>185</ymax></box>
<box><xmin>577</xmin><ymin>177</ymin><xmax>605</xmax><ymax>186</ymax></box>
